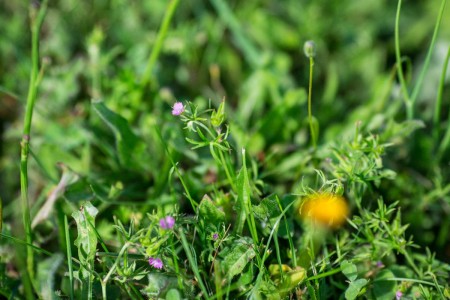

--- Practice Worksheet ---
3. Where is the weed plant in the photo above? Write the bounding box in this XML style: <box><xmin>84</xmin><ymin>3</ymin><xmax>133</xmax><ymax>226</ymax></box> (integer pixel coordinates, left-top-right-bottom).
<box><xmin>1</xmin><ymin>0</ymin><xmax>450</xmax><ymax>299</ymax></box>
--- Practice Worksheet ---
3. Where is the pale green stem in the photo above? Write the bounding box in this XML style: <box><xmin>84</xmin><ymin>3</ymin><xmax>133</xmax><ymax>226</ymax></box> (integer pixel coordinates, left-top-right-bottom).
<box><xmin>307</xmin><ymin>56</ymin><xmax>317</xmax><ymax>148</ymax></box>
<box><xmin>20</xmin><ymin>0</ymin><xmax>49</xmax><ymax>290</ymax></box>
<box><xmin>433</xmin><ymin>46</ymin><xmax>450</xmax><ymax>145</ymax></box>
<box><xmin>395</xmin><ymin>0</ymin><xmax>413</xmax><ymax>119</ymax></box>
<box><xmin>140</xmin><ymin>0</ymin><xmax>180</xmax><ymax>91</ymax></box>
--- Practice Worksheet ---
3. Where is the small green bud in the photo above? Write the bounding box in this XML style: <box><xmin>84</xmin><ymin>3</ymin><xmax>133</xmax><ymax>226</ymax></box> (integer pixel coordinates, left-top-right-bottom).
<box><xmin>303</xmin><ymin>40</ymin><xmax>316</xmax><ymax>58</ymax></box>
<box><xmin>211</xmin><ymin>100</ymin><xmax>226</xmax><ymax>127</ymax></box>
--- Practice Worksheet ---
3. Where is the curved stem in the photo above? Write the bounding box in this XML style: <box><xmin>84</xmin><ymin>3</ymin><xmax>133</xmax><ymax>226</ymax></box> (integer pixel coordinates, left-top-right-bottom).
<box><xmin>140</xmin><ymin>0</ymin><xmax>180</xmax><ymax>91</ymax></box>
<box><xmin>395</xmin><ymin>0</ymin><xmax>412</xmax><ymax>119</ymax></box>
<box><xmin>411</xmin><ymin>0</ymin><xmax>448</xmax><ymax>104</ymax></box>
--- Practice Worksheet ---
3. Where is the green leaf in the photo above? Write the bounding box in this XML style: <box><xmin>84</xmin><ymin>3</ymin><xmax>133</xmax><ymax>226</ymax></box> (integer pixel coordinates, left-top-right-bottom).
<box><xmin>341</xmin><ymin>260</ymin><xmax>358</xmax><ymax>281</ymax></box>
<box><xmin>235</xmin><ymin>162</ymin><xmax>251</xmax><ymax>235</ymax></box>
<box><xmin>345</xmin><ymin>278</ymin><xmax>368</xmax><ymax>300</ymax></box>
<box><xmin>198</xmin><ymin>194</ymin><xmax>226</xmax><ymax>227</ymax></box>
<box><xmin>143</xmin><ymin>274</ymin><xmax>178</xmax><ymax>298</ymax></box>
<box><xmin>253</xmin><ymin>195</ymin><xmax>281</xmax><ymax>235</ymax></box>
<box><xmin>211</xmin><ymin>100</ymin><xmax>226</xmax><ymax>127</ymax></box>
<box><xmin>220</xmin><ymin>237</ymin><xmax>256</xmax><ymax>280</ymax></box>
<box><xmin>92</xmin><ymin>100</ymin><xmax>148</xmax><ymax>170</ymax></box>
<box><xmin>72</xmin><ymin>202</ymin><xmax>98</xmax><ymax>279</ymax></box>
<box><xmin>373</xmin><ymin>269</ymin><xmax>397</xmax><ymax>300</ymax></box>
<box><xmin>36</xmin><ymin>253</ymin><xmax>63</xmax><ymax>300</ymax></box>
<box><xmin>165</xmin><ymin>289</ymin><xmax>182</xmax><ymax>300</ymax></box>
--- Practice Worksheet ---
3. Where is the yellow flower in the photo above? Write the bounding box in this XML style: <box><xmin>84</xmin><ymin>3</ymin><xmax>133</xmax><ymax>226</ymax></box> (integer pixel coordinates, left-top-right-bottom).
<box><xmin>299</xmin><ymin>192</ymin><xmax>349</xmax><ymax>228</ymax></box>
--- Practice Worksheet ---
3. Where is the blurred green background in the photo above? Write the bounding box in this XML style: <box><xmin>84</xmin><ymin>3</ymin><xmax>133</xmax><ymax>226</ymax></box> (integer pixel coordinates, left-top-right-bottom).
<box><xmin>1</xmin><ymin>0</ymin><xmax>450</xmax><ymax>260</ymax></box>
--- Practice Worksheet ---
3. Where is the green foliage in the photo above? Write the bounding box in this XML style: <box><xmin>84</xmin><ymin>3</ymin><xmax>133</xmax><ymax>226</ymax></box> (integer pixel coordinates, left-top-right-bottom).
<box><xmin>1</xmin><ymin>0</ymin><xmax>450</xmax><ymax>299</ymax></box>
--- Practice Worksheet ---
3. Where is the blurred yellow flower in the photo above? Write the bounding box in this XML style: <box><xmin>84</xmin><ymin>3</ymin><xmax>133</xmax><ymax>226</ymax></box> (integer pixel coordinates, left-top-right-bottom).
<box><xmin>299</xmin><ymin>192</ymin><xmax>349</xmax><ymax>228</ymax></box>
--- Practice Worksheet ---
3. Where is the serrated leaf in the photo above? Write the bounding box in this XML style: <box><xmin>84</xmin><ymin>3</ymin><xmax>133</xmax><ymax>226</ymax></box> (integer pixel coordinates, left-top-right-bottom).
<box><xmin>72</xmin><ymin>202</ymin><xmax>98</xmax><ymax>279</ymax></box>
<box><xmin>221</xmin><ymin>238</ymin><xmax>256</xmax><ymax>280</ymax></box>
<box><xmin>253</xmin><ymin>195</ymin><xmax>281</xmax><ymax>235</ymax></box>
<box><xmin>373</xmin><ymin>269</ymin><xmax>397</xmax><ymax>300</ymax></box>
<box><xmin>345</xmin><ymin>278</ymin><xmax>367</xmax><ymax>300</ymax></box>
<box><xmin>341</xmin><ymin>260</ymin><xmax>358</xmax><ymax>281</ymax></box>
<box><xmin>198</xmin><ymin>195</ymin><xmax>226</xmax><ymax>226</ymax></box>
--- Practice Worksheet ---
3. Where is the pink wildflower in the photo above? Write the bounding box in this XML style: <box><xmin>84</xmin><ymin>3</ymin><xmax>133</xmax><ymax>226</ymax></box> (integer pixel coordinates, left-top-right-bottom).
<box><xmin>395</xmin><ymin>291</ymin><xmax>403</xmax><ymax>300</ymax></box>
<box><xmin>148</xmin><ymin>257</ymin><xmax>163</xmax><ymax>269</ymax></box>
<box><xmin>172</xmin><ymin>102</ymin><xmax>185</xmax><ymax>116</ymax></box>
<box><xmin>159</xmin><ymin>216</ymin><xmax>175</xmax><ymax>229</ymax></box>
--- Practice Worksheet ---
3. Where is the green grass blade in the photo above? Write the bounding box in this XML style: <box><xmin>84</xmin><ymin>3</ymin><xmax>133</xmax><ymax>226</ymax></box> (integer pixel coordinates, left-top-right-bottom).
<box><xmin>64</xmin><ymin>216</ymin><xmax>75</xmax><ymax>300</ymax></box>
<box><xmin>178</xmin><ymin>228</ymin><xmax>210</xmax><ymax>299</ymax></box>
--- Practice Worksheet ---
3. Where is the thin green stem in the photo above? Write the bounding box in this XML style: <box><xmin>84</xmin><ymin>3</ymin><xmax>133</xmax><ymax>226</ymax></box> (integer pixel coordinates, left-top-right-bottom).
<box><xmin>0</xmin><ymin>197</ymin><xmax>2</xmax><ymax>235</ymax></box>
<box><xmin>178</xmin><ymin>228</ymin><xmax>210</xmax><ymax>299</ymax></box>
<box><xmin>307</xmin><ymin>56</ymin><xmax>317</xmax><ymax>148</ymax></box>
<box><xmin>433</xmin><ymin>46</ymin><xmax>450</xmax><ymax>145</ymax></box>
<box><xmin>373</xmin><ymin>277</ymin><xmax>444</xmax><ymax>289</ymax></box>
<box><xmin>20</xmin><ymin>0</ymin><xmax>49</xmax><ymax>290</ymax></box>
<box><xmin>218</xmin><ymin>149</ymin><xmax>236</xmax><ymax>192</ymax></box>
<box><xmin>395</xmin><ymin>0</ymin><xmax>413</xmax><ymax>119</ymax></box>
<box><xmin>410</xmin><ymin>0</ymin><xmax>448</xmax><ymax>104</ymax></box>
<box><xmin>102</xmin><ymin>242</ymin><xmax>131</xmax><ymax>300</ymax></box>
<box><xmin>156</xmin><ymin>127</ymin><xmax>198</xmax><ymax>210</ymax></box>
<box><xmin>305</xmin><ymin>267</ymin><xmax>342</xmax><ymax>281</ymax></box>
<box><xmin>140</xmin><ymin>0</ymin><xmax>180</xmax><ymax>91</ymax></box>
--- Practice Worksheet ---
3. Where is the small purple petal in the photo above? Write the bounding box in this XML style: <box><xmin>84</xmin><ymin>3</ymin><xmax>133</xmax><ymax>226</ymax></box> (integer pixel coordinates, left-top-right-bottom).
<box><xmin>172</xmin><ymin>102</ymin><xmax>185</xmax><ymax>116</ymax></box>
<box><xmin>149</xmin><ymin>257</ymin><xmax>163</xmax><ymax>269</ymax></box>
<box><xmin>159</xmin><ymin>216</ymin><xmax>175</xmax><ymax>229</ymax></box>
<box><xmin>395</xmin><ymin>291</ymin><xmax>403</xmax><ymax>300</ymax></box>
<box><xmin>213</xmin><ymin>233</ymin><xmax>219</xmax><ymax>240</ymax></box>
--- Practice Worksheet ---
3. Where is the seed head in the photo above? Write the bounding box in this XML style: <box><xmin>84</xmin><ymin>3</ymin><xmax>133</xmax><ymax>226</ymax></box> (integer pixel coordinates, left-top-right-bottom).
<box><xmin>303</xmin><ymin>40</ymin><xmax>316</xmax><ymax>58</ymax></box>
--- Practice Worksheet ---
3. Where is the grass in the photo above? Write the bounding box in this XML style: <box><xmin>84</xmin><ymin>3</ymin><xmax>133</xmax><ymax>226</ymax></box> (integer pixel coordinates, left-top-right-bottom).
<box><xmin>1</xmin><ymin>0</ymin><xmax>450</xmax><ymax>299</ymax></box>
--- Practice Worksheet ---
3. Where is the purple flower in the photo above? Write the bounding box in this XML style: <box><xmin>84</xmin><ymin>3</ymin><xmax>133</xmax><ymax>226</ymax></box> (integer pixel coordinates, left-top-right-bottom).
<box><xmin>149</xmin><ymin>257</ymin><xmax>163</xmax><ymax>269</ymax></box>
<box><xmin>172</xmin><ymin>102</ymin><xmax>185</xmax><ymax>116</ymax></box>
<box><xmin>376</xmin><ymin>261</ymin><xmax>384</xmax><ymax>268</ymax></box>
<box><xmin>159</xmin><ymin>216</ymin><xmax>175</xmax><ymax>229</ymax></box>
<box><xmin>395</xmin><ymin>291</ymin><xmax>403</xmax><ymax>300</ymax></box>
<box><xmin>212</xmin><ymin>233</ymin><xmax>219</xmax><ymax>240</ymax></box>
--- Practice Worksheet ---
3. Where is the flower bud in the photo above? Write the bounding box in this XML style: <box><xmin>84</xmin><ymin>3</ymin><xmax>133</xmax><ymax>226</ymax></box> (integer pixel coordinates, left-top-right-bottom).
<box><xmin>303</xmin><ymin>40</ymin><xmax>316</xmax><ymax>58</ymax></box>
<box><xmin>211</xmin><ymin>100</ymin><xmax>226</xmax><ymax>127</ymax></box>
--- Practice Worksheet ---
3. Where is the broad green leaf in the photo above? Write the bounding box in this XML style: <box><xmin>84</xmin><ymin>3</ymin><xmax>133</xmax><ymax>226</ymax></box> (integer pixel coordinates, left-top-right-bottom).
<box><xmin>165</xmin><ymin>289</ymin><xmax>182</xmax><ymax>300</ymax></box>
<box><xmin>253</xmin><ymin>195</ymin><xmax>281</xmax><ymax>235</ymax></box>
<box><xmin>221</xmin><ymin>237</ymin><xmax>256</xmax><ymax>280</ymax></box>
<box><xmin>198</xmin><ymin>194</ymin><xmax>226</xmax><ymax>227</ymax></box>
<box><xmin>36</xmin><ymin>253</ymin><xmax>63</xmax><ymax>300</ymax></box>
<box><xmin>143</xmin><ymin>274</ymin><xmax>178</xmax><ymax>298</ymax></box>
<box><xmin>92</xmin><ymin>100</ymin><xmax>148</xmax><ymax>170</ymax></box>
<box><xmin>372</xmin><ymin>269</ymin><xmax>397</xmax><ymax>300</ymax></box>
<box><xmin>345</xmin><ymin>278</ymin><xmax>368</xmax><ymax>300</ymax></box>
<box><xmin>72</xmin><ymin>202</ymin><xmax>98</xmax><ymax>279</ymax></box>
<box><xmin>341</xmin><ymin>260</ymin><xmax>358</xmax><ymax>281</ymax></box>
